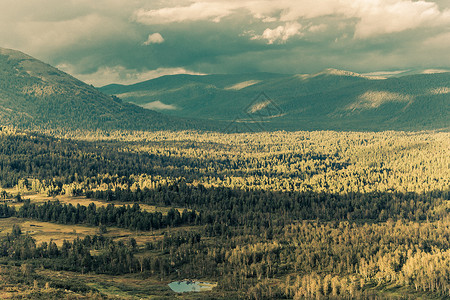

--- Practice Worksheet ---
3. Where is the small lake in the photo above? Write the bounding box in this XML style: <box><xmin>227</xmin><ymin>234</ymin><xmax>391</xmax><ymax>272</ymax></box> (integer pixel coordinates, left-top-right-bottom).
<box><xmin>168</xmin><ymin>280</ymin><xmax>216</xmax><ymax>293</ymax></box>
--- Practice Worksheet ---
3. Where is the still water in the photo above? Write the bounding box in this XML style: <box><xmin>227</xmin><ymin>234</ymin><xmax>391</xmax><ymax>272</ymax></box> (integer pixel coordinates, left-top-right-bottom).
<box><xmin>168</xmin><ymin>280</ymin><xmax>215</xmax><ymax>293</ymax></box>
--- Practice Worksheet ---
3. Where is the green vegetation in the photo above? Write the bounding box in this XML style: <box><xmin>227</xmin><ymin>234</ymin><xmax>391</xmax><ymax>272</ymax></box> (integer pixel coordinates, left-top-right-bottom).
<box><xmin>100</xmin><ymin>70</ymin><xmax>450</xmax><ymax>131</ymax></box>
<box><xmin>0</xmin><ymin>127</ymin><xmax>448</xmax><ymax>299</ymax></box>
<box><xmin>0</xmin><ymin>47</ymin><xmax>215</xmax><ymax>132</ymax></box>
<box><xmin>16</xmin><ymin>199</ymin><xmax>196</xmax><ymax>231</ymax></box>
<box><xmin>1</xmin><ymin>47</ymin><xmax>449</xmax><ymax>133</ymax></box>
<box><xmin>2</xmin><ymin>47</ymin><xmax>448</xmax><ymax>299</ymax></box>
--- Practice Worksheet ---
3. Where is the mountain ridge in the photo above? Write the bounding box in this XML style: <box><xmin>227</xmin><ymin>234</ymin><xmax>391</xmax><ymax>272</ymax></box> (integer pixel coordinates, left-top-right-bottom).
<box><xmin>1</xmin><ymin>47</ymin><xmax>448</xmax><ymax>133</ymax></box>
<box><xmin>99</xmin><ymin>69</ymin><xmax>450</xmax><ymax>132</ymax></box>
<box><xmin>0</xmin><ymin>47</ymin><xmax>216</xmax><ymax>132</ymax></box>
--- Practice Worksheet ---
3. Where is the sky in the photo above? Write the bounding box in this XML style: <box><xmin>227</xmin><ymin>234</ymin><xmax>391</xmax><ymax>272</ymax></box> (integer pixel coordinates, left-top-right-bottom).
<box><xmin>1</xmin><ymin>0</ymin><xmax>450</xmax><ymax>86</ymax></box>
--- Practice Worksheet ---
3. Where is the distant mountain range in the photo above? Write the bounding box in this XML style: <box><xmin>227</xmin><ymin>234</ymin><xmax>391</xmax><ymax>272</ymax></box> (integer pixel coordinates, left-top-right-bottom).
<box><xmin>0</xmin><ymin>47</ymin><xmax>448</xmax><ymax>132</ymax></box>
<box><xmin>100</xmin><ymin>69</ymin><xmax>450</xmax><ymax>131</ymax></box>
<box><xmin>0</xmin><ymin>47</ymin><xmax>212</xmax><ymax>131</ymax></box>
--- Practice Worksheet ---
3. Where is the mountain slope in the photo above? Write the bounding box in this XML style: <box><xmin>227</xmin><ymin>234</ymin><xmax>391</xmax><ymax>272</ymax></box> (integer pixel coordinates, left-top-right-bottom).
<box><xmin>0</xmin><ymin>47</ymin><xmax>213</xmax><ymax>131</ymax></box>
<box><xmin>100</xmin><ymin>69</ymin><xmax>450</xmax><ymax>131</ymax></box>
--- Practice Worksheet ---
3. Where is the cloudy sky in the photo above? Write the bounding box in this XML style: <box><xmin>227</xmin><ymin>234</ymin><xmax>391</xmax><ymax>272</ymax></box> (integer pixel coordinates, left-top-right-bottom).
<box><xmin>1</xmin><ymin>0</ymin><xmax>450</xmax><ymax>86</ymax></box>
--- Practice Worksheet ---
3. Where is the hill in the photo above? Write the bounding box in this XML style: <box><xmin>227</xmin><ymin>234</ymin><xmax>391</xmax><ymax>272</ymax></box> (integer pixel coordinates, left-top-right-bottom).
<box><xmin>2</xmin><ymin>47</ymin><xmax>447</xmax><ymax>133</ymax></box>
<box><xmin>0</xmin><ymin>47</ymin><xmax>213</xmax><ymax>131</ymax></box>
<box><xmin>100</xmin><ymin>69</ymin><xmax>450</xmax><ymax>131</ymax></box>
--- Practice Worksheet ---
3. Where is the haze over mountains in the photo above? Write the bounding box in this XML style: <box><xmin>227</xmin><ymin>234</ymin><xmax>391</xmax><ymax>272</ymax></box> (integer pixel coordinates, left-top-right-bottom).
<box><xmin>0</xmin><ymin>47</ymin><xmax>448</xmax><ymax>132</ymax></box>
<box><xmin>101</xmin><ymin>69</ymin><xmax>450</xmax><ymax>131</ymax></box>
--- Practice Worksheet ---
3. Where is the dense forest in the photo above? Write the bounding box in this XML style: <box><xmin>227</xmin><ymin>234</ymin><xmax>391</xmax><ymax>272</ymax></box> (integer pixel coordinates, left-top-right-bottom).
<box><xmin>0</xmin><ymin>126</ymin><xmax>449</xmax><ymax>299</ymax></box>
<box><xmin>0</xmin><ymin>48</ymin><xmax>218</xmax><ymax>132</ymax></box>
<box><xmin>1</xmin><ymin>126</ymin><xmax>448</xmax><ymax>195</ymax></box>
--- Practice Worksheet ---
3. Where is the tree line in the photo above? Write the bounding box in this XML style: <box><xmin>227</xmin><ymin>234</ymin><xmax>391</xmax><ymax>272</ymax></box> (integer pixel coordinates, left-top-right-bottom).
<box><xmin>16</xmin><ymin>199</ymin><xmax>197</xmax><ymax>231</ymax></box>
<box><xmin>87</xmin><ymin>185</ymin><xmax>447</xmax><ymax>224</ymax></box>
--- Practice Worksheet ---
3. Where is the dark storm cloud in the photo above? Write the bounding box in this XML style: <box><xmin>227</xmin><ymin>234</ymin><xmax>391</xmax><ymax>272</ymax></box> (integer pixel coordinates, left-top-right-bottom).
<box><xmin>1</xmin><ymin>0</ymin><xmax>449</xmax><ymax>85</ymax></box>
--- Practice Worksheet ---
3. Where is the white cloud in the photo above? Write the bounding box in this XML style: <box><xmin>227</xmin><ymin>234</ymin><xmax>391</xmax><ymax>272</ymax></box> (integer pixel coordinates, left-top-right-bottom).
<box><xmin>2</xmin><ymin>0</ymin><xmax>450</xmax><ymax>80</ymax></box>
<box><xmin>351</xmin><ymin>0</ymin><xmax>450</xmax><ymax>38</ymax></box>
<box><xmin>259</xmin><ymin>0</ymin><xmax>450</xmax><ymax>38</ymax></box>
<box><xmin>423</xmin><ymin>32</ymin><xmax>450</xmax><ymax>48</ymax></box>
<box><xmin>12</xmin><ymin>14</ymin><xmax>127</xmax><ymax>53</ymax></box>
<box><xmin>133</xmin><ymin>2</ymin><xmax>239</xmax><ymax>24</ymax></box>
<box><xmin>251</xmin><ymin>22</ymin><xmax>303</xmax><ymax>44</ymax></box>
<box><xmin>308</xmin><ymin>24</ymin><xmax>327</xmax><ymax>33</ymax></box>
<box><xmin>0</xmin><ymin>0</ymin><xmax>139</xmax><ymax>58</ymax></box>
<box><xmin>262</xmin><ymin>17</ymin><xmax>278</xmax><ymax>23</ymax></box>
<box><xmin>57</xmin><ymin>64</ymin><xmax>206</xmax><ymax>86</ymax></box>
<box><xmin>133</xmin><ymin>1</ymin><xmax>450</xmax><ymax>39</ymax></box>
<box><xmin>143</xmin><ymin>33</ymin><xmax>164</xmax><ymax>45</ymax></box>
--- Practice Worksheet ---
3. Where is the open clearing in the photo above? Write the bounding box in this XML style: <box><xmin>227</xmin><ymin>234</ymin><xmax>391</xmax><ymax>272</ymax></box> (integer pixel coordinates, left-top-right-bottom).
<box><xmin>0</xmin><ymin>192</ymin><xmax>198</xmax><ymax>247</ymax></box>
<box><xmin>0</xmin><ymin>217</ymin><xmax>197</xmax><ymax>247</ymax></box>
<box><xmin>9</xmin><ymin>192</ymin><xmax>186</xmax><ymax>214</ymax></box>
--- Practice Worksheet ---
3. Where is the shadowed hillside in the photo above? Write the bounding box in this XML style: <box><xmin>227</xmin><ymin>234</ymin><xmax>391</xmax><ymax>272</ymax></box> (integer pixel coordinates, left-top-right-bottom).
<box><xmin>0</xmin><ymin>47</ymin><xmax>216</xmax><ymax>131</ymax></box>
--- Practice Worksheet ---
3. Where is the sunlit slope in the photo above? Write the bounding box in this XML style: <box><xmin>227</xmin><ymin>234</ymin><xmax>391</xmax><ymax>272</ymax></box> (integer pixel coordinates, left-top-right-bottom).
<box><xmin>101</xmin><ymin>69</ymin><xmax>450</xmax><ymax>131</ymax></box>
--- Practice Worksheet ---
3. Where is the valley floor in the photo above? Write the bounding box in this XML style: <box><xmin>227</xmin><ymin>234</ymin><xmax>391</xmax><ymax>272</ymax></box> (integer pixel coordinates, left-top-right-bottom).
<box><xmin>0</xmin><ymin>129</ymin><xmax>448</xmax><ymax>299</ymax></box>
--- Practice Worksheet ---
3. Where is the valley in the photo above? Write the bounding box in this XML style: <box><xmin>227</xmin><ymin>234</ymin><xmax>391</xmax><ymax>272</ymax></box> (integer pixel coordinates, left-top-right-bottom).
<box><xmin>0</xmin><ymin>47</ymin><xmax>449</xmax><ymax>299</ymax></box>
<box><xmin>0</xmin><ymin>126</ymin><xmax>449</xmax><ymax>299</ymax></box>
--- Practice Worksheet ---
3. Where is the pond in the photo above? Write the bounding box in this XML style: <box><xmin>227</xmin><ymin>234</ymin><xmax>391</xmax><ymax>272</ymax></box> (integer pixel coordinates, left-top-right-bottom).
<box><xmin>168</xmin><ymin>280</ymin><xmax>216</xmax><ymax>293</ymax></box>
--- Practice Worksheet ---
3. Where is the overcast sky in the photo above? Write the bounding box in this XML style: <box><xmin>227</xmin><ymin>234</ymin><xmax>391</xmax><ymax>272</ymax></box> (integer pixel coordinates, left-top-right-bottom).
<box><xmin>1</xmin><ymin>0</ymin><xmax>450</xmax><ymax>86</ymax></box>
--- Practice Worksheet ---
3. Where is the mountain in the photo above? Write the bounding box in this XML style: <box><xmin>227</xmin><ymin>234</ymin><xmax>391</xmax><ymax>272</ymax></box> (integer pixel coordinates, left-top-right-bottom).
<box><xmin>100</xmin><ymin>69</ymin><xmax>450</xmax><ymax>131</ymax></box>
<box><xmin>0</xmin><ymin>47</ymin><xmax>213</xmax><ymax>131</ymax></box>
<box><xmin>2</xmin><ymin>46</ymin><xmax>446</xmax><ymax>133</ymax></box>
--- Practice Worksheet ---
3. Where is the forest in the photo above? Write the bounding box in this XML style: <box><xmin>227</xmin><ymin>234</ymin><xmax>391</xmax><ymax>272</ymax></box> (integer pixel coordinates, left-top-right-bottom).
<box><xmin>0</xmin><ymin>126</ymin><xmax>449</xmax><ymax>299</ymax></box>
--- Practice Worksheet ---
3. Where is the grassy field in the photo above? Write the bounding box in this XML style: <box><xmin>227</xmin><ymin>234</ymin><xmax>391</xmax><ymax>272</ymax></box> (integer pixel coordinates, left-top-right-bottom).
<box><xmin>0</xmin><ymin>217</ymin><xmax>98</xmax><ymax>246</ymax></box>
<box><xmin>38</xmin><ymin>269</ymin><xmax>175</xmax><ymax>299</ymax></box>
<box><xmin>0</xmin><ymin>191</ymin><xmax>218</xmax><ymax>299</ymax></box>
<box><xmin>1</xmin><ymin>190</ymin><xmax>187</xmax><ymax>215</ymax></box>
<box><xmin>0</xmin><ymin>217</ymin><xmax>199</xmax><ymax>247</ymax></box>
<box><xmin>0</xmin><ymin>264</ymin><xmax>225</xmax><ymax>299</ymax></box>
<box><xmin>4</xmin><ymin>265</ymin><xmax>442</xmax><ymax>300</ymax></box>
<box><xmin>11</xmin><ymin>192</ymin><xmax>187</xmax><ymax>215</ymax></box>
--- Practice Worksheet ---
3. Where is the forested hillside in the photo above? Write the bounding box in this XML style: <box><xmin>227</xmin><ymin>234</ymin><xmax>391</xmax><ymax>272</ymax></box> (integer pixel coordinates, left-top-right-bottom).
<box><xmin>0</xmin><ymin>127</ymin><xmax>448</xmax><ymax>299</ymax></box>
<box><xmin>1</xmin><ymin>47</ymin><xmax>448</xmax><ymax>134</ymax></box>
<box><xmin>100</xmin><ymin>70</ymin><xmax>450</xmax><ymax>131</ymax></box>
<box><xmin>0</xmin><ymin>48</ymin><xmax>216</xmax><ymax>132</ymax></box>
